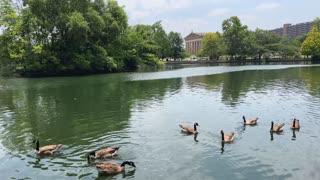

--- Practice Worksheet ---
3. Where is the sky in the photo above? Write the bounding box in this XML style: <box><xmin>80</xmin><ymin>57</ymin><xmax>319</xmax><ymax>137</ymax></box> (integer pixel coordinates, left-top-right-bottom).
<box><xmin>117</xmin><ymin>0</ymin><xmax>320</xmax><ymax>38</ymax></box>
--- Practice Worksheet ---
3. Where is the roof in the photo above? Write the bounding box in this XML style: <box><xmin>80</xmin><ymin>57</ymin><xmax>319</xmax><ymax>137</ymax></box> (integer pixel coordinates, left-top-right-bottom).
<box><xmin>184</xmin><ymin>32</ymin><xmax>210</xmax><ymax>41</ymax></box>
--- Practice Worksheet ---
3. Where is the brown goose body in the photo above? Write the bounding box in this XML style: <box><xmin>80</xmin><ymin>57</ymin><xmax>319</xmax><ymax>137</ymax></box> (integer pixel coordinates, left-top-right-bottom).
<box><xmin>95</xmin><ymin>161</ymin><xmax>135</xmax><ymax>175</ymax></box>
<box><xmin>243</xmin><ymin>116</ymin><xmax>258</xmax><ymax>125</ymax></box>
<box><xmin>290</xmin><ymin>119</ymin><xmax>300</xmax><ymax>129</ymax></box>
<box><xmin>179</xmin><ymin>123</ymin><xmax>199</xmax><ymax>134</ymax></box>
<box><xmin>270</xmin><ymin>121</ymin><xmax>285</xmax><ymax>132</ymax></box>
<box><xmin>89</xmin><ymin>147</ymin><xmax>120</xmax><ymax>159</ymax></box>
<box><xmin>221</xmin><ymin>130</ymin><xmax>234</xmax><ymax>143</ymax></box>
<box><xmin>33</xmin><ymin>140</ymin><xmax>62</xmax><ymax>155</ymax></box>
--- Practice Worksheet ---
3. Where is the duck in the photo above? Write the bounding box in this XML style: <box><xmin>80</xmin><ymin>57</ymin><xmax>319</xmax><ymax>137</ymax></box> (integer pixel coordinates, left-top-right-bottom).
<box><xmin>179</xmin><ymin>122</ymin><xmax>199</xmax><ymax>134</ymax></box>
<box><xmin>221</xmin><ymin>130</ymin><xmax>234</xmax><ymax>143</ymax></box>
<box><xmin>87</xmin><ymin>147</ymin><xmax>120</xmax><ymax>161</ymax></box>
<box><xmin>270</xmin><ymin>121</ymin><xmax>285</xmax><ymax>132</ymax></box>
<box><xmin>290</xmin><ymin>118</ymin><xmax>300</xmax><ymax>129</ymax></box>
<box><xmin>32</xmin><ymin>140</ymin><xmax>63</xmax><ymax>155</ymax></box>
<box><xmin>243</xmin><ymin>116</ymin><xmax>258</xmax><ymax>125</ymax></box>
<box><xmin>94</xmin><ymin>161</ymin><xmax>136</xmax><ymax>175</ymax></box>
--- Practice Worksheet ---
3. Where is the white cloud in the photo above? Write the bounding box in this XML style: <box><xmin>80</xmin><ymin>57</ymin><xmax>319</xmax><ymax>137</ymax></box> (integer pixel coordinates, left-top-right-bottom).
<box><xmin>208</xmin><ymin>8</ymin><xmax>230</xmax><ymax>17</ymax></box>
<box><xmin>255</xmin><ymin>3</ymin><xmax>281</xmax><ymax>11</ymax></box>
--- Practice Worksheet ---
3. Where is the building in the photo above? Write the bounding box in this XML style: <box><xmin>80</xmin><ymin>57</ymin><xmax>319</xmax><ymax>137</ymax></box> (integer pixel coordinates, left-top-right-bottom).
<box><xmin>184</xmin><ymin>32</ymin><xmax>207</xmax><ymax>55</ymax></box>
<box><xmin>270</xmin><ymin>21</ymin><xmax>313</xmax><ymax>38</ymax></box>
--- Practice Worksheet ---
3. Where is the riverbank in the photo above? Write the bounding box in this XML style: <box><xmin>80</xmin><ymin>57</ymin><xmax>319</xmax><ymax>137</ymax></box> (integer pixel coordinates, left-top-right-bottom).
<box><xmin>165</xmin><ymin>58</ymin><xmax>315</xmax><ymax>65</ymax></box>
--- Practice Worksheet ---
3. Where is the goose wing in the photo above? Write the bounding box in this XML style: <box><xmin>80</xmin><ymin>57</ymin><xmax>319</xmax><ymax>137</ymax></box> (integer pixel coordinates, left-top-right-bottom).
<box><xmin>95</xmin><ymin>162</ymin><xmax>122</xmax><ymax>174</ymax></box>
<box><xmin>96</xmin><ymin>147</ymin><xmax>119</xmax><ymax>158</ymax></box>
<box><xmin>275</xmin><ymin>123</ymin><xmax>285</xmax><ymax>131</ymax></box>
<box><xmin>38</xmin><ymin>144</ymin><xmax>62</xmax><ymax>153</ymax></box>
<box><xmin>224</xmin><ymin>132</ymin><xmax>234</xmax><ymax>141</ymax></box>
<box><xmin>248</xmin><ymin>117</ymin><xmax>258</xmax><ymax>124</ymax></box>
<box><xmin>179</xmin><ymin>125</ymin><xmax>195</xmax><ymax>133</ymax></box>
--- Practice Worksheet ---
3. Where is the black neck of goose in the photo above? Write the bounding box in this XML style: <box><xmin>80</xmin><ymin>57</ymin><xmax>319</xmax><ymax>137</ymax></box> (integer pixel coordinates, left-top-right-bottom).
<box><xmin>194</xmin><ymin>124</ymin><xmax>197</xmax><ymax>131</ymax></box>
<box><xmin>293</xmin><ymin>119</ymin><xmax>296</xmax><ymax>127</ymax></box>
<box><xmin>36</xmin><ymin>140</ymin><xmax>39</xmax><ymax>151</ymax></box>
<box><xmin>121</xmin><ymin>161</ymin><xmax>130</xmax><ymax>167</ymax></box>
<box><xmin>270</xmin><ymin>122</ymin><xmax>274</xmax><ymax>131</ymax></box>
<box><xmin>221</xmin><ymin>131</ymin><xmax>224</xmax><ymax>141</ymax></box>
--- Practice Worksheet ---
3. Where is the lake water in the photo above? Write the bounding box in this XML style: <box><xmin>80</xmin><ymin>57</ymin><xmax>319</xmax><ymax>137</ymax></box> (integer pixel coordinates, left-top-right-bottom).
<box><xmin>0</xmin><ymin>64</ymin><xmax>320</xmax><ymax>179</ymax></box>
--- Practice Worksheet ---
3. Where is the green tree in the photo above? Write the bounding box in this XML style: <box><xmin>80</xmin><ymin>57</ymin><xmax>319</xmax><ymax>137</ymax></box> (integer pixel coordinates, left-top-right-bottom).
<box><xmin>313</xmin><ymin>17</ymin><xmax>320</xmax><ymax>31</ymax></box>
<box><xmin>301</xmin><ymin>27</ymin><xmax>320</xmax><ymax>59</ymax></box>
<box><xmin>168</xmin><ymin>32</ymin><xmax>184</xmax><ymax>60</ymax></box>
<box><xmin>254</xmin><ymin>29</ymin><xmax>281</xmax><ymax>59</ymax></box>
<box><xmin>200</xmin><ymin>32</ymin><xmax>225</xmax><ymax>60</ymax></box>
<box><xmin>152</xmin><ymin>21</ymin><xmax>170</xmax><ymax>59</ymax></box>
<box><xmin>0</xmin><ymin>0</ymin><xmax>167</xmax><ymax>76</ymax></box>
<box><xmin>222</xmin><ymin>16</ymin><xmax>249</xmax><ymax>59</ymax></box>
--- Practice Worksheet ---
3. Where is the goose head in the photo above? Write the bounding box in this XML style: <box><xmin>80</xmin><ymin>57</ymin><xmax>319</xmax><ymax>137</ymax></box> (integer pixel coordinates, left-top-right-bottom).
<box><xmin>121</xmin><ymin>161</ymin><xmax>136</xmax><ymax>168</ymax></box>
<box><xmin>32</xmin><ymin>140</ymin><xmax>40</xmax><ymax>151</ymax></box>
<box><xmin>194</xmin><ymin>122</ymin><xmax>199</xmax><ymax>131</ymax></box>
<box><xmin>270</xmin><ymin>121</ymin><xmax>274</xmax><ymax>131</ymax></box>
<box><xmin>242</xmin><ymin>116</ymin><xmax>246</xmax><ymax>123</ymax></box>
<box><xmin>87</xmin><ymin>151</ymin><xmax>96</xmax><ymax>162</ymax></box>
<box><xmin>220</xmin><ymin>130</ymin><xmax>224</xmax><ymax>141</ymax></box>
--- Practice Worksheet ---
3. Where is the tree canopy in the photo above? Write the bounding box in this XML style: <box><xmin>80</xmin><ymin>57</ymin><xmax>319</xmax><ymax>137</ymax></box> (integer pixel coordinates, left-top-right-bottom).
<box><xmin>0</xmin><ymin>0</ymin><xmax>184</xmax><ymax>76</ymax></box>
<box><xmin>200</xmin><ymin>32</ymin><xmax>225</xmax><ymax>60</ymax></box>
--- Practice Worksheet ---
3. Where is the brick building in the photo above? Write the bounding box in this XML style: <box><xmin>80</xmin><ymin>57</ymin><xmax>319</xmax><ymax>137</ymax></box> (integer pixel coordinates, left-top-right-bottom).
<box><xmin>184</xmin><ymin>32</ymin><xmax>207</xmax><ymax>55</ymax></box>
<box><xmin>270</xmin><ymin>21</ymin><xmax>313</xmax><ymax>38</ymax></box>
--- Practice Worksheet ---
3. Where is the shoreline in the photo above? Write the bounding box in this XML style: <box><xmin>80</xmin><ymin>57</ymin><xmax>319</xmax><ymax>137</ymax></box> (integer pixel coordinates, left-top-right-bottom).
<box><xmin>164</xmin><ymin>59</ymin><xmax>316</xmax><ymax>64</ymax></box>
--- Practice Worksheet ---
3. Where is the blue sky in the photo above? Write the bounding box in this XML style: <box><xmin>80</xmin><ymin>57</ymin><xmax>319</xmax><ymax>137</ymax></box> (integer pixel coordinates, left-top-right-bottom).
<box><xmin>117</xmin><ymin>0</ymin><xmax>320</xmax><ymax>37</ymax></box>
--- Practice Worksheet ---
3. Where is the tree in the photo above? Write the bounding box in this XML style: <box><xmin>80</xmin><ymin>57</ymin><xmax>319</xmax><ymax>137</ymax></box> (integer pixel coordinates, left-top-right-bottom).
<box><xmin>222</xmin><ymin>16</ymin><xmax>249</xmax><ymax>59</ymax></box>
<box><xmin>301</xmin><ymin>27</ymin><xmax>320</xmax><ymax>59</ymax></box>
<box><xmin>0</xmin><ymin>0</ymin><xmax>169</xmax><ymax>76</ymax></box>
<box><xmin>152</xmin><ymin>21</ymin><xmax>170</xmax><ymax>59</ymax></box>
<box><xmin>254</xmin><ymin>29</ymin><xmax>281</xmax><ymax>59</ymax></box>
<box><xmin>168</xmin><ymin>32</ymin><xmax>184</xmax><ymax>60</ymax></box>
<box><xmin>200</xmin><ymin>32</ymin><xmax>225</xmax><ymax>60</ymax></box>
<box><xmin>313</xmin><ymin>17</ymin><xmax>320</xmax><ymax>31</ymax></box>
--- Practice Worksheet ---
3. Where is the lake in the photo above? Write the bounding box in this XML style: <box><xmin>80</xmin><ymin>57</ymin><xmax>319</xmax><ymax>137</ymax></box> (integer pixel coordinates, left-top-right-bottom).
<box><xmin>0</xmin><ymin>64</ymin><xmax>320</xmax><ymax>179</ymax></box>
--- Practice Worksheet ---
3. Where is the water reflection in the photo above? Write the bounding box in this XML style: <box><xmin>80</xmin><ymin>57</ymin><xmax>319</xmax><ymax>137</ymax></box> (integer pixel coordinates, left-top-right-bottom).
<box><xmin>1</xmin><ymin>65</ymin><xmax>320</xmax><ymax>179</ymax></box>
<box><xmin>220</xmin><ymin>142</ymin><xmax>225</xmax><ymax>154</ymax></box>
<box><xmin>292</xmin><ymin>130</ymin><xmax>296</xmax><ymax>140</ymax></box>
<box><xmin>193</xmin><ymin>133</ymin><xmax>199</xmax><ymax>142</ymax></box>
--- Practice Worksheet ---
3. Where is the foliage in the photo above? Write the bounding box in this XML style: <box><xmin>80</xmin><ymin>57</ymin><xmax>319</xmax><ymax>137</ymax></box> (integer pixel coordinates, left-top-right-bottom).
<box><xmin>168</xmin><ymin>32</ymin><xmax>184</xmax><ymax>60</ymax></box>
<box><xmin>254</xmin><ymin>29</ymin><xmax>282</xmax><ymax>59</ymax></box>
<box><xmin>313</xmin><ymin>17</ymin><xmax>320</xmax><ymax>31</ymax></box>
<box><xmin>200</xmin><ymin>32</ymin><xmax>225</xmax><ymax>60</ymax></box>
<box><xmin>0</xmin><ymin>0</ymin><xmax>181</xmax><ymax>76</ymax></box>
<box><xmin>301</xmin><ymin>27</ymin><xmax>320</xmax><ymax>58</ymax></box>
<box><xmin>222</xmin><ymin>16</ymin><xmax>249</xmax><ymax>59</ymax></box>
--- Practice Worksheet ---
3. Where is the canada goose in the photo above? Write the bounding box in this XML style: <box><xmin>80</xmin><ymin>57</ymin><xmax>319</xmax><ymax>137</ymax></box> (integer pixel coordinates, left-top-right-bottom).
<box><xmin>32</xmin><ymin>140</ymin><xmax>63</xmax><ymax>155</ymax></box>
<box><xmin>270</xmin><ymin>121</ymin><xmax>285</xmax><ymax>132</ymax></box>
<box><xmin>179</xmin><ymin>122</ymin><xmax>199</xmax><ymax>134</ymax></box>
<box><xmin>290</xmin><ymin>118</ymin><xmax>300</xmax><ymax>129</ymax></box>
<box><xmin>243</xmin><ymin>116</ymin><xmax>258</xmax><ymax>125</ymax></box>
<box><xmin>94</xmin><ymin>161</ymin><xmax>136</xmax><ymax>175</ymax></box>
<box><xmin>87</xmin><ymin>147</ymin><xmax>120</xmax><ymax>161</ymax></box>
<box><xmin>221</xmin><ymin>130</ymin><xmax>234</xmax><ymax>143</ymax></box>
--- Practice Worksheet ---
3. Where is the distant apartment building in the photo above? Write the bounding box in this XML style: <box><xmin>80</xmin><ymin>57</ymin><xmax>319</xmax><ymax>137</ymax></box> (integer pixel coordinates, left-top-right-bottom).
<box><xmin>184</xmin><ymin>32</ymin><xmax>207</xmax><ymax>55</ymax></box>
<box><xmin>270</xmin><ymin>21</ymin><xmax>313</xmax><ymax>38</ymax></box>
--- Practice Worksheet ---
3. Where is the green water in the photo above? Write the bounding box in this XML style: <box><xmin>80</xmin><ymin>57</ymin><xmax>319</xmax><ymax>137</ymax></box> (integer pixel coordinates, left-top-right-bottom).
<box><xmin>0</xmin><ymin>64</ymin><xmax>320</xmax><ymax>179</ymax></box>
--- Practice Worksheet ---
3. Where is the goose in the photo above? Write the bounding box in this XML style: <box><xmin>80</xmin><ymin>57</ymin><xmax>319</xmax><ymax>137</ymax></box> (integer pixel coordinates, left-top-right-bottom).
<box><xmin>94</xmin><ymin>161</ymin><xmax>136</xmax><ymax>175</ymax></box>
<box><xmin>87</xmin><ymin>147</ymin><xmax>120</xmax><ymax>161</ymax></box>
<box><xmin>270</xmin><ymin>121</ymin><xmax>285</xmax><ymax>132</ymax></box>
<box><xmin>290</xmin><ymin>118</ymin><xmax>300</xmax><ymax>129</ymax></box>
<box><xmin>221</xmin><ymin>130</ymin><xmax>234</xmax><ymax>143</ymax></box>
<box><xmin>243</xmin><ymin>116</ymin><xmax>258</xmax><ymax>125</ymax></box>
<box><xmin>32</xmin><ymin>140</ymin><xmax>63</xmax><ymax>155</ymax></box>
<box><xmin>179</xmin><ymin>122</ymin><xmax>199</xmax><ymax>134</ymax></box>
